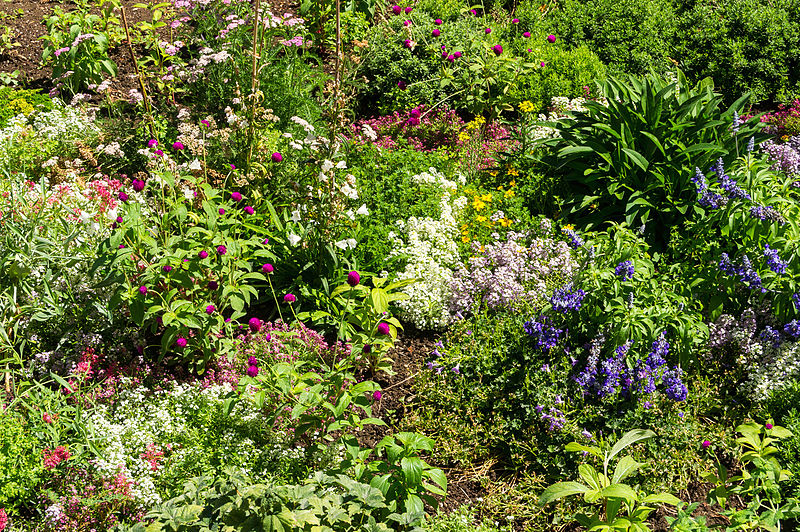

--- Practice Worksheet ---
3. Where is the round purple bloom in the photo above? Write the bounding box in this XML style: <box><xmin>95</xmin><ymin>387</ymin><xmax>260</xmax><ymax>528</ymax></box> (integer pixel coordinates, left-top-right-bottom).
<box><xmin>172</xmin><ymin>141</ymin><xmax>185</xmax><ymax>150</ymax></box>
<box><xmin>231</xmin><ymin>192</ymin><xmax>243</xmax><ymax>202</ymax></box>
<box><xmin>271</xmin><ymin>152</ymin><xmax>283</xmax><ymax>162</ymax></box>
<box><xmin>523</xmin><ymin>31</ymin><xmax>531</xmax><ymax>38</ymax></box>
<box><xmin>244</xmin><ymin>206</ymin><xmax>254</xmax><ymax>215</ymax></box>
<box><xmin>138</xmin><ymin>285</ymin><xmax>148</xmax><ymax>295</ymax></box>
<box><xmin>540</xmin><ymin>61</ymin><xmax>545</xmax><ymax>67</ymax></box>
<box><xmin>284</xmin><ymin>293</ymin><xmax>296</xmax><ymax>303</ymax></box>
<box><xmin>432</xmin><ymin>28</ymin><xmax>440</xmax><ymax>37</ymax></box>
<box><xmin>207</xmin><ymin>280</ymin><xmax>219</xmax><ymax>290</ymax></box>
<box><xmin>492</xmin><ymin>44</ymin><xmax>503</xmax><ymax>55</ymax></box>
<box><xmin>163</xmin><ymin>265</ymin><xmax>172</xmax><ymax>273</ymax></box>
<box><xmin>176</xmin><ymin>337</ymin><xmax>187</xmax><ymax>348</ymax></box>
<box><xmin>453</xmin><ymin>51</ymin><xmax>462</xmax><ymax>58</ymax></box>
<box><xmin>403</xmin><ymin>19</ymin><xmax>411</xmax><ymax>26</ymax></box>
<box><xmin>246</xmin><ymin>365</ymin><xmax>259</xmax><ymax>377</ymax></box>
<box><xmin>198</xmin><ymin>250</ymin><xmax>209</xmax><ymax>259</ymax></box>
<box><xmin>373</xmin><ymin>390</ymin><xmax>382</xmax><ymax>401</ymax></box>
<box><xmin>216</xmin><ymin>245</ymin><xmax>227</xmax><ymax>255</ymax></box>
<box><xmin>702</xmin><ymin>440</ymin><xmax>711</xmax><ymax>448</ymax></box>
<box><xmin>391</xmin><ymin>5</ymin><xmax>401</xmax><ymax>15</ymax></box>
<box><xmin>132</xmin><ymin>179</ymin><xmax>145</xmax><ymax>192</ymax></box>
<box><xmin>434</xmin><ymin>18</ymin><xmax>442</xmax><ymax>25</ymax></box>
<box><xmin>205</xmin><ymin>304</ymin><xmax>215</xmax><ymax>314</ymax></box>
<box><xmin>155</xmin><ymin>149</ymin><xmax>164</xmax><ymax>156</ymax></box>
<box><xmin>248</xmin><ymin>317</ymin><xmax>261</xmax><ymax>333</ymax></box>
<box><xmin>262</xmin><ymin>263</ymin><xmax>274</xmax><ymax>274</ymax></box>
<box><xmin>116</xmin><ymin>216</ymin><xmax>123</xmax><ymax>223</ymax></box>
<box><xmin>404</xmin><ymin>6</ymin><xmax>412</xmax><ymax>13</ymax></box>
<box><xmin>766</xmin><ymin>423</ymin><xmax>774</xmax><ymax>430</ymax></box>
<box><xmin>218</xmin><ymin>208</ymin><xmax>226</xmax><ymax>215</ymax></box>
<box><xmin>547</xmin><ymin>34</ymin><xmax>556</xmax><ymax>43</ymax></box>
<box><xmin>347</xmin><ymin>270</ymin><xmax>360</xmax><ymax>287</ymax></box>
<box><xmin>119</xmin><ymin>192</ymin><xmax>129</xmax><ymax>201</ymax></box>
<box><xmin>377</xmin><ymin>322</ymin><xmax>390</xmax><ymax>335</ymax></box>
<box><xmin>512</xmin><ymin>18</ymin><xmax>519</xmax><ymax>23</ymax></box>
<box><xmin>447</xmin><ymin>54</ymin><xmax>455</xmax><ymax>63</ymax></box>
<box><xmin>148</xmin><ymin>139</ymin><xmax>158</xmax><ymax>148</ymax></box>
<box><xmin>403</xmin><ymin>39</ymin><xmax>412</xmax><ymax>48</ymax></box>
<box><xmin>485</xmin><ymin>27</ymin><xmax>491</xmax><ymax>34</ymax></box>
<box><xmin>397</xmin><ymin>80</ymin><xmax>407</xmax><ymax>90</ymax></box>
<box><xmin>248</xmin><ymin>356</ymin><xmax>258</xmax><ymax>366</ymax></box>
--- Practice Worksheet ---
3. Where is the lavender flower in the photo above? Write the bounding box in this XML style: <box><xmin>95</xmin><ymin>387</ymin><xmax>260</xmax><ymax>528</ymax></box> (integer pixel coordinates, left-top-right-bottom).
<box><xmin>763</xmin><ymin>244</ymin><xmax>788</xmax><ymax>274</ymax></box>
<box><xmin>524</xmin><ymin>316</ymin><xmax>564</xmax><ymax>351</ymax></box>
<box><xmin>615</xmin><ymin>260</ymin><xmax>635</xmax><ymax>281</ymax></box>
<box><xmin>550</xmin><ymin>283</ymin><xmax>586</xmax><ymax>313</ymax></box>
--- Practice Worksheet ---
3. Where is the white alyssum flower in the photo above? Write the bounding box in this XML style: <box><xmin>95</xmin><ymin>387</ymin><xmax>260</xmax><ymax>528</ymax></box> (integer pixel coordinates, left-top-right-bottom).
<box><xmin>356</xmin><ymin>204</ymin><xmax>369</xmax><ymax>216</ymax></box>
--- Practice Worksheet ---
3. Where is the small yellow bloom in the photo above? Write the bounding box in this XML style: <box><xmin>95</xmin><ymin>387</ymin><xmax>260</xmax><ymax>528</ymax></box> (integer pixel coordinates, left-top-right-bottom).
<box><xmin>489</xmin><ymin>170</ymin><xmax>498</xmax><ymax>177</ymax></box>
<box><xmin>509</xmin><ymin>180</ymin><xmax>516</xmax><ymax>187</ymax></box>
<box><xmin>462</xmin><ymin>235</ymin><xmax>470</xmax><ymax>242</ymax></box>
<box><xmin>507</xmin><ymin>167</ymin><xmax>519</xmax><ymax>176</ymax></box>
<box><xmin>519</xmin><ymin>100</ymin><xmax>535</xmax><ymax>113</ymax></box>
<box><xmin>500</xmin><ymin>217</ymin><xmax>513</xmax><ymax>227</ymax></box>
<box><xmin>480</xmin><ymin>193</ymin><xmax>492</xmax><ymax>202</ymax></box>
<box><xmin>562</xmin><ymin>224</ymin><xmax>575</xmax><ymax>231</ymax></box>
<box><xmin>472</xmin><ymin>198</ymin><xmax>486</xmax><ymax>211</ymax></box>
<box><xmin>505</xmin><ymin>189</ymin><xmax>515</xmax><ymax>198</ymax></box>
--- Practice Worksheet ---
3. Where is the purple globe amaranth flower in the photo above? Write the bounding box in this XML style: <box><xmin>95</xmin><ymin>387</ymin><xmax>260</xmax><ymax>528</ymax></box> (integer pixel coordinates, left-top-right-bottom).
<box><xmin>434</xmin><ymin>18</ymin><xmax>442</xmax><ymax>25</ymax></box>
<box><xmin>373</xmin><ymin>390</ymin><xmax>382</xmax><ymax>401</ymax></box>
<box><xmin>377</xmin><ymin>322</ymin><xmax>391</xmax><ymax>335</ymax></box>
<box><xmin>262</xmin><ymin>263</ymin><xmax>274</xmax><ymax>273</ymax></box>
<box><xmin>132</xmin><ymin>179</ymin><xmax>145</xmax><ymax>192</ymax></box>
<box><xmin>116</xmin><ymin>216</ymin><xmax>123</xmax><ymax>223</ymax></box>
<box><xmin>208</xmin><ymin>280</ymin><xmax>219</xmax><ymax>290</ymax></box>
<box><xmin>615</xmin><ymin>260</ymin><xmax>635</xmax><ymax>281</ymax></box>
<box><xmin>512</xmin><ymin>17</ymin><xmax>519</xmax><ymax>23</ymax></box>
<box><xmin>218</xmin><ymin>208</ymin><xmax>225</xmax><ymax>215</ymax></box>
<box><xmin>447</xmin><ymin>54</ymin><xmax>455</xmax><ymax>63</ymax></box>
<box><xmin>244</xmin><ymin>206</ymin><xmax>254</xmax><ymax>215</ymax></box>
<box><xmin>403</xmin><ymin>39</ymin><xmax>412</xmax><ymax>48</ymax></box>
<box><xmin>248</xmin><ymin>317</ymin><xmax>261</xmax><ymax>333</ymax></box>
<box><xmin>216</xmin><ymin>245</ymin><xmax>227</xmax><ymax>255</ymax></box>
<box><xmin>119</xmin><ymin>192</ymin><xmax>129</xmax><ymax>201</ymax></box>
<box><xmin>176</xmin><ymin>337</ymin><xmax>187</xmax><ymax>348</ymax></box>
<box><xmin>391</xmin><ymin>4</ymin><xmax>401</xmax><ymax>14</ymax></box>
<box><xmin>523</xmin><ymin>31</ymin><xmax>531</xmax><ymax>38</ymax></box>
<box><xmin>547</xmin><ymin>34</ymin><xmax>556</xmax><ymax>43</ymax></box>
<box><xmin>163</xmin><ymin>265</ymin><xmax>172</xmax><ymax>273</ymax></box>
<box><xmin>347</xmin><ymin>270</ymin><xmax>361</xmax><ymax>287</ymax></box>
<box><xmin>453</xmin><ymin>51</ymin><xmax>462</xmax><ymax>58</ymax></box>
<box><xmin>766</xmin><ymin>423</ymin><xmax>774</xmax><ymax>430</ymax></box>
<box><xmin>492</xmin><ymin>44</ymin><xmax>503</xmax><ymax>55</ymax></box>
<box><xmin>246</xmin><ymin>365</ymin><xmax>259</xmax><ymax>377</ymax></box>
<box><xmin>172</xmin><ymin>141</ymin><xmax>185</xmax><ymax>150</ymax></box>
<box><xmin>363</xmin><ymin>344</ymin><xmax>372</xmax><ymax>353</ymax></box>
<box><xmin>540</xmin><ymin>61</ymin><xmax>545</xmax><ymax>67</ymax></box>
<box><xmin>404</xmin><ymin>6</ymin><xmax>412</xmax><ymax>13</ymax></box>
<box><xmin>432</xmin><ymin>28</ymin><xmax>440</xmax><ymax>37</ymax></box>
<box><xmin>155</xmin><ymin>149</ymin><xmax>164</xmax><ymax>156</ymax></box>
<box><xmin>198</xmin><ymin>250</ymin><xmax>209</xmax><ymax>259</ymax></box>
<box><xmin>397</xmin><ymin>80</ymin><xmax>407</xmax><ymax>90</ymax></box>
<box><xmin>271</xmin><ymin>152</ymin><xmax>282</xmax><ymax>162</ymax></box>
<box><xmin>231</xmin><ymin>192</ymin><xmax>243</xmax><ymax>202</ymax></box>
<box><xmin>247</xmin><ymin>355</ymin><xmax>258</xmax><ymax>366</ymax></box>
<box><xmin>205</xmin><ymin>304</ymin><xmax>215</xmax><ymax>314</ymax></box>
<box><xmin>148</xmin><ymin>139</ymin><xmax>158</xmax><ymax>148</ymax></box>
<box><xmin>485</xmin><ymin>27</ymin><xmax>492</xmax><ymax>34</ymax></box>
<box><xmin>138</xmin><ymin>285</ymin><xmax>148</xmax><ymax>295</ymax></box>
<box><xmin>284</xmin><ymin>293</ymin><xmax>296</xmax><ymax>303</ymax></box>
<box><xmin>403</xmin><ymin>19</ymin><xmax>411</xmax><ymax>26</ymax></box>
<box><xmin>702</xmin><ymin>440</ymin><xmax>711</xmax><ymax>448</ymax></box>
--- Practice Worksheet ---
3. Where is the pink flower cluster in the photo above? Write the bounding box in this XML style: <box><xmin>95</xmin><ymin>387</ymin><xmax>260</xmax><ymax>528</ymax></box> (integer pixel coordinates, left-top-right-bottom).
<box><xmin>43</xmin><ymin>446</ymin><xmax>71</xmax><ymax>470</ymax></box>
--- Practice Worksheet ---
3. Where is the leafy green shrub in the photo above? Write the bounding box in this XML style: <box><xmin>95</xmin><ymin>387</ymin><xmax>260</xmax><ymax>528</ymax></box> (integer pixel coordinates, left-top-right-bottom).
<box><xmin>0</xmin><ymin>411</ymin><xmax>44</xmax><ymax>514</ymax></box>
<box><xmin>415</xmin><ymin>0</ymin><xmax>469</xmax><ymax>21</ymax></box>
<box><xmin>675</xmin><ymin>0</ymin><xmax>800</xmax><ymax>105</ymax></box>
<box><xmin>543</xmin><ymin>0</ymin><xmax>678</xmax><ymax>75</ymax></box>
<box><xmin>0</xmin><ymin>87</ymin><xmax>53</xmax><ymax>129</ymax></box>
<box><xmin>539</xmin><ymin>71</ymin><xmax>765</xmax><ymax>250</ymax></box>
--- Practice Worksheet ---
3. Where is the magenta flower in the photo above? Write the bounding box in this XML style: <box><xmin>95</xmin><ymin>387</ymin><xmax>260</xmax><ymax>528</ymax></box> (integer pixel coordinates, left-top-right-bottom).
<box><xmin>766</xmin><ymin>423</ymin><xmax>774</xmax><ymax>429</ymax></box>
<box><xmin>172</xmin><ymin>141</ymin><xmax>185</xmax><ymax>150</ymax></box>
<box><xmin>262</xmin><ymin>263</ymin><xmax>274</xmax><ymax>273</ymax></box>
<box><xmin>216</xmin><ymin>245</ymin><xmax>227</xmax><ymax>255</ymax></box>
<box><xmin>347</xmin><ymin>270</ymin><xmax>361</xmax><ymax>287</ymax></box>
<box><xmin>201</xmin><ymin>119</ymin><xmax>210</xmax><ymax>127</ymax></box>
<box><xmin>512</xmin><ymin>18</ymin><xmax>519</xmax><ymax>23</ymax></box>
<box><xmin>702</xmin><ymin>440</ymin><xmax>711</xmax><ymax>448</ymax></box>
<box><xmin>205</xmin><ymin>304</ymin><xmax>215</xmax><ymax>314</ymax></box>
<box><xmin>523</xmin><ymin>31</ymin><xmax>531</xmax><ymax>38</ymax></box>
<box><xmin>116</xmin><ymin>216</ymin><xmax>123</xmax><ymax>223</ymax></box>
<box><xmin>397</xmin><ymin>80</ymin><xmax>407</xmax><ymax>90</ymax></box>
<box><xmin>246</xmin><ymin>365</ymin><xmax>259</xmax><ymax>377</ymax></box>
<box><xmin>453</xmin><ymin>51</ymin><xmax>462</xmax><ymax>58</ymax></box>
<box><xmin>284</xmin><ymin>293</ymin><xmax>296</xmax><ymax>303</ymax></box>
<box><xmin>403</xmin><ymin>39</ymin><xmax>412</xmax><ymax>48</ymax></box>
<box><xmin>263</xmin><ymin>238</ymin><xmax>269</xmax><ymax>245</ymax></box>
<box><xmin>492</xmin><ymin>44</ymin><xmax>503</xmax><ymax>55</ymax></box>
<box><xmin>119</xmin><ymin>192</ymin><xmax>129</xmax><ymax>201</ymax></box>
<box><xmin>403</xmin><ymin>19</ymin><xmax>411</xmax><ymax>26</ymax></box>
<box><xmin>391</xmin><ymin>4</ymin><xmax>401</xmax><ymax>14</ymax></box>
<box><xmin>248</xmin><ymin>356</ymin><xmax>258</xmax><ymax>365</ymax></box>
<box><xmin>547</xmin><ymin>34</ymin><xmax>556</xmax><ymax>43</ymax></box>
<box><xmin>155</xmin><ymin>149</ymin><xmax>164</xmax><ymax>156</ymax></box>
<box><xmin>148</xmin><ymin>139</ymin><xmax>158</xmax><ymax>148</ymax></box>
<box><xmin>248</xmin><ymin>317</ymin><xmax>261</xmax><ymax>333</ymax></box>
<box><xmin>138</xmin><ymin>285</ymin><xmax>148</xmax><ymax>295</ymax></box>
<box><xmin>218</xmin><ymin>208</ymin><xmax>226</xmax><ymax>215</ymax></box>
<box><xmin>163</xmin><ymin>265</ymin><xmax>172</xmax><ymax>273</ymax></box>
<box><xmin>207</xmin><ymin>280</ymin><xmax>219</xmax><ymax>290</ymax></box>
<box><xmin>432</xmin><ymin>28</ymin><xmax>440</xmax><ymax>37</ymax></box>
<box><xmin>231</xmin><ymin>192</ymin><xmax>243</xmax><ymax>202</ymax></box>
<box><xmin>132</xmin><ymin>179</ymin><xmax>145</xmax><ymax>192</ymax></box>
<box><xmin>176</xmin><ymin>337</ymin><xmax>187</xmax><ymax>348</ymax></box>
<box><xmin>244</xmin><ymin>206</ymin><xmax>254</xmax><ymax>215</ymax></box>
<box><xmin>485</xmin><ymin>27</ymin><xmax>491</xmax><ymax>34</ymax></box>
<box><xmin>271</xmin><ymin>152</ymin><xmax>283</xmax><ymax>162</ymax></box>
<box><xmin>373</xmin><ymin>390</ymin><xmax>382</xmax><ymax>401</ymax></box>
<box><xmin>540</xmin><ymin>61</ymin><xmax>545</xmax><ymax>67</ymax></box>
<box><xmin>434</xmin><ymin>18</ymin><xmax>442</xmax><ymax>25</ymax></box>
<box><xmin>377</xmin><ymin>322</ymin><xmax>390</xmax><ymax>335</ymax></box>
<box><xmin>447</xmin><ymin>54</ymin><xmax>455</xmax><ymax>63</ymax></box>
<box><xmin>198</xmin><ymin>250</ymin><xmax>209</xmax><ymax>259</ymax></box>
<box><xmin>404</xmin><ymin>6</ymin><xmax>412</xmax><ymax>13</ymax></box>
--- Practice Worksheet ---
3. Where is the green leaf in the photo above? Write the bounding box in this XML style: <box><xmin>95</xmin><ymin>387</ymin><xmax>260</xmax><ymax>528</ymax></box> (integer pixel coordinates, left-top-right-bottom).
<box><xmin>597</xmin><ymin>483</ymin><xmax>638</xmax><ymax>503</ymax></box>
<box><xmin>621</xmin><ymin>148</ymin><xmax>650</xmax><ymax>172</ymax></box>
<box><xmin>400</xmin><ymin>456</ymin><xmax>424</xmax><ymax>488</ymax></box>
<box><xmin>641</xmin><ymin>493</ymin><xmax>682</xmax><ymax>506</ymax></box>
<box><xmin>612</xmin><ymin>456</ymin><xmax>643</xmax><ymax>484</ymax></box>
<box><xmin>538</xmin><ymin>482</ymin><xmax>591</xmax><ymax>506</ymax></box>
<box><xmin>608</xmin><ymin>429</ymin><xmax>655</xmax><ymax>464</ymax></box>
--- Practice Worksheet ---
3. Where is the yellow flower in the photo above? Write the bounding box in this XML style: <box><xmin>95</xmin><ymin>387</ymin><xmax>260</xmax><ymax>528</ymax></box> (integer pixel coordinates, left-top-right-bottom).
<box><xmin>562</xmin><ymin>224</ymin><xmax>575</xmax><ymax>231</ymax></box>
<box><xmin>504</xmin><ymin>189</ymin><xmax>515</xmax><ymax>198</ymax></box>
<box><xmin>472</xmin><ymin>198</ymin><xmax>486</xmax><ymax>211</ymax></box>
<box><xmin>462</xmin><ymin>235</ymin><xmax>470</xmax><ymax>242</ymax></box>
<box><xmin>480</xmin><ymin>193</ymin><xmax>492</xmax><ymax>202</ymax></box>
<box><xmin>500</xmin><ymin>217</ymin><xmax>513</xmax><ymax>227</ymax></box>
<box><xmin>489</xmin><ymin>170</ymin><xmax>498</xmax><ymax>177</ymax></box>
<box><xmin>476</xmin><ymin>215</ymin><xmax>487</xmax><ymax>222</ymax></box>
<box><xmin>506</xmin><ymin>166</ymin><xmax>519</xmax><ymax>176</ymax></box>
<box><xmin>458</xmin><ymin>131</ymin><xmax>471</xmax><ymax>142</ymax></box>
<box><xmin>519</xmin><ymin>100</ymin><xmax>535</xmax><ymax>113</ymax></box>
<box><xmin>509</xmin><ymin>180</ymin><xmax>516</xmax><ymax>188</ymax></box>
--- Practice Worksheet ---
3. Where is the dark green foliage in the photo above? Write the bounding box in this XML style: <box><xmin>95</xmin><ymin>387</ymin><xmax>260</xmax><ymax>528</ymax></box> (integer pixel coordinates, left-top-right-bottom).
<box><xmin>0</xmin><ymin>411</ymin><xmax>44</xmax><ymax>513</ymax></box>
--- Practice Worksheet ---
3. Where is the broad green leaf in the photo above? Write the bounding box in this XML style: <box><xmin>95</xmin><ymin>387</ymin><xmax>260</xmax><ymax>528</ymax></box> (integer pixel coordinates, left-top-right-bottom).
<box><xmin>612</xmin><ymin>456</ymin><xmax>643</xmax><ymax>484</ymax></box>
<box><xmin>608</xmin><ymin>429</ymin><xmax>655</xmax><ymax>464</ymax></box>
<box><xmin>538</xmin><ymin>482</ymin><xmax>592</xmax><ymax>506</ymax></box>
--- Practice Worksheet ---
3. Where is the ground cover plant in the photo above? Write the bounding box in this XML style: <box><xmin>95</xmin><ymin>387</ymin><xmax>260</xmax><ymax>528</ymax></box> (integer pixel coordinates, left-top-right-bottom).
<box><xmin>2</xmin><ymin>0</ymin><xmax>800</xmax><ymax>530</ymax></box>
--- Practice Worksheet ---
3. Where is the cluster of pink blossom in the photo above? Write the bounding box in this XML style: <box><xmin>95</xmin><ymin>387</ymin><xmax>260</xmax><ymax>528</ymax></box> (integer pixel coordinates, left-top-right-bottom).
<box><xmin>449</xmin><ymin>229</ymin><xmax>579</xmax><ymax>314</ymax></box>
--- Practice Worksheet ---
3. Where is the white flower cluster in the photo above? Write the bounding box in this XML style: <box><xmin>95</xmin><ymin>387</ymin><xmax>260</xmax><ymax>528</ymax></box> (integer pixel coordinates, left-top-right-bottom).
<box><xmin>390</xmin><ymin>176</ymin><xmax>467</xmax><ymax>329</ymax></box>
<box><xmin>86</xmin><ymin>380</ymin><xmax>297</xmax><ymax>507</ymax></box>
<box><xmin>748</xmin><ymin>340</ymin><xmax>800</xmax><ymax>401</ymax></box>
<box><xmin>410</xmin><ymin>167</ymin><xmax>466</xmax><ymax>191</ymax></box>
